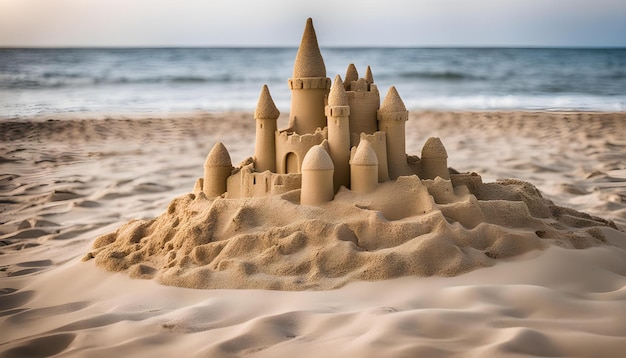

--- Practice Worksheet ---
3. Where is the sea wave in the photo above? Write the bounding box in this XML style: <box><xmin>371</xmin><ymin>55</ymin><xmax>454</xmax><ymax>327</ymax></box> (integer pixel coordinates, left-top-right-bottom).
<box><xmin>395</xmin><ymin>71</ymin><xmax>488</xmax><ymax>81</ymax></box>
<box><xmin>0</xmin><ymin>74</ymin><xmax>287</xmax><ymax>89</ymax></box>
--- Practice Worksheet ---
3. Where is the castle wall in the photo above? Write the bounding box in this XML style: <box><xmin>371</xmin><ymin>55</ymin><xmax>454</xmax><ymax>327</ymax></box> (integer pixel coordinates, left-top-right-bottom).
<box><xmin>275</xmin><ymin>128</ymin><xmax>327</xmax><ymax>174</ymax></box>
<box><xmin>227</xmin><ymin>163</ymin><xmax>302</xmax><ymax>198</ymax></box>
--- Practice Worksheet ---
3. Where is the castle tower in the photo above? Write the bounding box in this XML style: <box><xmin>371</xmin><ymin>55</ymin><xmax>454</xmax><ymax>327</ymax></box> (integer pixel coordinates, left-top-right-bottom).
<box><xmin>254</xmin><ymin>84</ymin><xmax>280</xmax><ymax>173</ymax></box>
<box><xmin>301</xmin><ymin>145</ymin><xmax>334</xmax><ymax>205</ymax></box>
<box><xmin>203</xmin><ymin>142</ymin><xmax>232</xmax><ymax>198</ymax></box>
<box><xmin>288</xmin><ymin>18</ymin><xmax>331</xmax><ymax>135</ymax></box>
<box><xmin>325</xmin><ymin>75</ymin><xmax>351</xmax><ymax>191</ymax></box>
<box><xmin>360</xmin><ymin>132</ymin><xmax>389</xmax><ymax>183</ymax></box>
<box><xmin>350</xmin><ymin>139</ymin><xmax>378</xmax><ymax>194</ymax></box>
<box><xmin>378</xmin><ymin>86</ymin><xmax>410</xmax><ymax>180</ymax></box>
<box><xmin>346</xmin><ymin>64</ymin><xmax>380</xmax><ymax>144</ymax></box>
<box><xmin>421</xmin><ymin>137</ymin><xmax>450</xmax><ymax>180</ymax></box>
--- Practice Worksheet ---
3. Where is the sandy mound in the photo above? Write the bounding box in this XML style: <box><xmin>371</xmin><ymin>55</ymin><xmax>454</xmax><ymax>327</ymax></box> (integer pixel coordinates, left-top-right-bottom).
<box><xmin>84</xmin><ymin>174</ymin><xmax>615</xmax><ymax>290</ymax></box>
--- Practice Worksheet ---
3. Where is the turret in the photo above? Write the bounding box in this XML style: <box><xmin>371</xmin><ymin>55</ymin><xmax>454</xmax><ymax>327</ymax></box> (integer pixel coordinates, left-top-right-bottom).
<box><xmin>203</xmin><ymin>142</ymin><xmax>232</xmax><ymax>198</ymax></box>
<box><xmin>288</xmin><ymin>18</ymin><xmax>331</xmax><ymax>135</ymax></box>
<box><xmin>325</xmin><ymin>75</ymin><xmax>351</xmax><ymax>191</ymax></box>
<box><xmin>364</xmin><ymin>65</ymin><xmax>374</xmax><ymax>84</ymax></box>
<box><xmin>421</xmin><ymin>137</ymin><xmax>450</xmax><ymax>180</ymax></box>
<box><xmin>378</xmin><ymin>86</ymin><xmax>410</xmax><ymax>179</ymax></box>
<box><xmin>346</xmin><ymin>64</ymin><xmax>379</xmax><ymax>144</ymax></box>
<box><xmin>344</xmin><ymin>64</ymin><xmax>358</xmax><ymax>90</ymax></box>
<box><xmin>254</xmin><ymin>85</ymin><xmax>280</xmax><ymax>173</ymax></box>
<box><xmin>301</xmin><ymin>145</ymin><xmax>334</xmax><ymax>205</ymax></box>
<box><xmin>350</xmin><ymin>140</ymin><xmax>378</xmax><ymax>194</ymax></box>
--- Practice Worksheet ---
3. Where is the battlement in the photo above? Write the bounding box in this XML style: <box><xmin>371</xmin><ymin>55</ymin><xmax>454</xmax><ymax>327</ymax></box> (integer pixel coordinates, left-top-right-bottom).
<box><xmin>227</xmin><ymin>162</ymin><xmax>302</xmax><ymax>198</ymax></box>
<box><xmin>325</xmin><ymin>105</ymin><xmax>350</xmax><ymax>118</ymax></box>
<box><xmin>288</xmin><ymin>77</ymin><xmax>331</xmax><ymax>90</ymax></box>
<box><xmin>275</xmin><ymin>128</ymin><xmax>327</xmax><ymax>174</ymax></box>
<box><xmin>377</xmin><ymin>110</ymin><xmax>409</xmax><ymax>122</ymax></box>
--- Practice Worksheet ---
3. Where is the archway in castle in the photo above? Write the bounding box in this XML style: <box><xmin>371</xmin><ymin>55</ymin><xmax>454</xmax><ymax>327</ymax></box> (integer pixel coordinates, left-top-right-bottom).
<box><xmin>285</xmin><ymin>152</ymin><xmax>299</xmax><ymax>173</ymax></box>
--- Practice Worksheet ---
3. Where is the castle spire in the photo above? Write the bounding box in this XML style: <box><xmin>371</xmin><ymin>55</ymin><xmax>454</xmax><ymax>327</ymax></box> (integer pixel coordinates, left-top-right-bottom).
<box><xmin>364</xmin><ymin>66</ymin><xmax>374</xmax><ymax>84</ymax></box>
<box><xmin>328</xmin><ymin>75</ymin><xmax>349</xmax><ymax>106</ymax></box>
<box><xmin>379</xmin><ymin>86</ymin><xmax>407</xmax><ymax>114</ymax></box>
<box><xmin>293</xmin><ymin>18</ymin><xmax>326</xmax><ymax>78</ymax></box>
<box><xmin>255</xmin><ymin>84</ymin><xmax>280</xmax><ymax>120</ymax></box>
<box><xmin>344</xmin><ymin>64</ymin><xmax>358</xmax><ymax>90</ymax></box>
<box><xmin>288</xmin><ymin>18</ymin><xmax>331</xmax><ymax>135</ymax></box>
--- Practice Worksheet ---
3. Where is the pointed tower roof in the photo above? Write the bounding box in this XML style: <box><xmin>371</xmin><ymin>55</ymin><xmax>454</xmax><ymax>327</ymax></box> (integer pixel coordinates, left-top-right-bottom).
<box><xmin>204</xmin><ymin>142</ymin><xmax>232</xmax><ymax>167</ymax></box>
<box><xmin>351</xmin><ymin>140</ymin><xmax>378</xmax><ymax>166</ymax></box>
<box><xmin>254</xmin><ymin>84</ymin><xmax>280</xmax><ymax>119</ymax></box>
<box><xmin>302</xmin><ymin>145</ymin><xmax>334</xmax><ymax>171</ymax></box>
<box><xmin>293</xmin><ymin>18</ymin><xmax>326</xmax><ymax>78</ymax></box>
<box><xmin>379</xmin><ymin>86</ymin><xmax>407</xmax><ymax>114</ymax></box>
<box><xmin>364</xmin><ymin>66</ymin><xmax>374</xmax><ymax>84</ymax></box>
<box><xmin>328</xmin><ymin>75</ymin><xmax>349</xmax><ymax>106</ymax></box>
<box><xmin>344</xmin><ymin>63</ymin><xmax>358</xmax><ymax>90</ymax></box>
<box><xmin>421</xmin><ymin>137</ymin><xmax>448</xmax><ymax>158</ymax></box>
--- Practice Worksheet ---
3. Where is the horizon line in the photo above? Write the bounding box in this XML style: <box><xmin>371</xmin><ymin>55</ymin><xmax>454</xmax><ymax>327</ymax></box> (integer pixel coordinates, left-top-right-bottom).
<box><xmin>2</xmin><ymin>45</ymin><xmax>626</xmax><ymax>50</ymax></box>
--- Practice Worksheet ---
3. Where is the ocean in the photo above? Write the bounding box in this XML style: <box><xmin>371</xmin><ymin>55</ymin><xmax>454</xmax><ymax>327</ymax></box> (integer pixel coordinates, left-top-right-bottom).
<box><xmin>1</xmin><ymin>47</ymin><xmax>625</xmax><ymax>117</ymax></box>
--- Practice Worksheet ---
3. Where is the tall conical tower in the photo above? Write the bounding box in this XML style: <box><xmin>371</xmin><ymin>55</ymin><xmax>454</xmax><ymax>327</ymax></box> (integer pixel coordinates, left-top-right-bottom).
<box><xmin>288</xmin><ymin>18</ymin><xmax>331</xmax><ymax>135</ymax></box>
<box><xmin>378</xmin><ymin>86</ymin><xmax>410</xmax><ymax>179</ymax></box>
<box><xmin>325</xmin><ymin>75</ymin><xmax>351</xmax><ymax>191</ymax></box>
<box><xmin>254</xmin><ymin>85</ymin><xmax>280</xmax><ymax>173</ymax></box>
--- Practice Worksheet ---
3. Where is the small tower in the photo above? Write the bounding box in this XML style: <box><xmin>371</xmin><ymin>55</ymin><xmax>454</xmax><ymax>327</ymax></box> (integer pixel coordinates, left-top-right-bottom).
<box><xmin>325</xmin><ymin>75</ymin><xmax>351</xmax><ymax>191</ymax></box>
<box><xmin>254</xmin><ymin>85</ymin><xmax>280</xmax><ymax>173</ymax></box>
<box><xmin>346</xmin><ymin>65</ymin><xmax>380</xmax><ymax>144</ymax></box>
<box><xmin>344</xmin><ymin>64</ymin><xmax>358</xmax><ymax>90</ymax></box>
<box><xmin>364</xmin><ymin>65</ymin><xmax>374</xmax><ymax>84</ymax></box>
<box><xmin>288</xmin><ymin>18</ymin><xmax>331</xmax><ymax>135</ymax></box>
<box><xmin>378</xmin><ymin>86</ymin><xmax>409</xmax><ymax>180</ymax></box>
<box><xmin>301</xmin><ymin>145</ymin><xmax>334</xmax><ymax>205</ymax></box>
<box><xmin>350</xmin><ymin>139</ymin><xmax>378</xmax><ymax>194</ymax></box>
<box><xmin>421</xmin><ymin>137</ymin><xmax>450</xmax><ymax>180</ymax></box>
<box><xmin>203</xmin><ymin>142</ymin><xmax>232</xmax><ymax>198</ymax></box>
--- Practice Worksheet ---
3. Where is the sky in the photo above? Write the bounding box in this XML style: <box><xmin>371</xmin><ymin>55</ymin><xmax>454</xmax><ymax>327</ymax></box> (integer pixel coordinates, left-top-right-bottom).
<box><xmin>1</xmin><ymin>0</ymin><xmax>625</xmax><ymax>47</ymax></box>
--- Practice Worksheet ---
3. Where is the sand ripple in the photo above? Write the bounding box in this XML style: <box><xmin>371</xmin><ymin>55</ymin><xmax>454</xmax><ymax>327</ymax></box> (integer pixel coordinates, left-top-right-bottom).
<box><xmin>1</xmin><ymin>111</ymin><xmax>625</xmax><ymax>356</ymax></box>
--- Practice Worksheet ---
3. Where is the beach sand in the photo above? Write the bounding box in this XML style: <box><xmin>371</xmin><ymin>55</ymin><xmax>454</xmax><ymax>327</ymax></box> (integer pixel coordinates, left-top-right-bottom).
<box><xmin>1</xmin><ymin>111</ymin><xmax>625</xmax><ymax>356</ymax></box>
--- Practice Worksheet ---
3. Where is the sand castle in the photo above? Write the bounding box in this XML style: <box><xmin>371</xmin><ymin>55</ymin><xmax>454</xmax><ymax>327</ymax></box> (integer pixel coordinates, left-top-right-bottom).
<box><xmin>200</xmin><ymin>18</ymin><xmax>449</xmax><ymax>203</ymax></box>
<box><xmin>85</xmin><ymin>19</ymin><xmax>617</xmax><ymax>291</ymax></box>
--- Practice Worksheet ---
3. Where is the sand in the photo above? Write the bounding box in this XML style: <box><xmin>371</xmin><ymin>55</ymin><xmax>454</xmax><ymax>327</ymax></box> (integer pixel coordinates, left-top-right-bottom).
<box><xmin>1</xmin><ymin>111</ymin><xmax>626</xmax><ymax>356</ymax></box>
